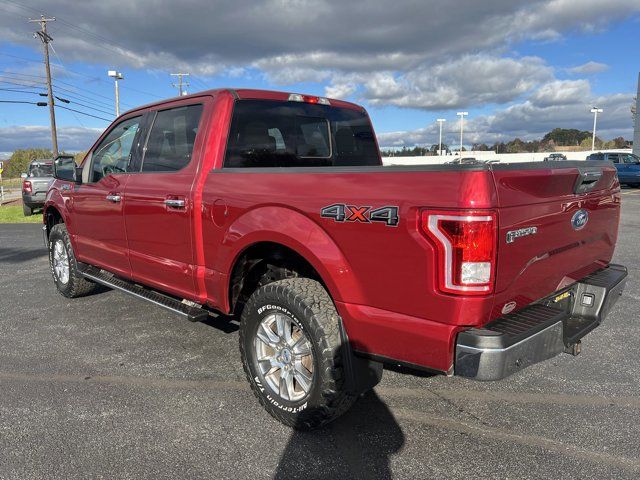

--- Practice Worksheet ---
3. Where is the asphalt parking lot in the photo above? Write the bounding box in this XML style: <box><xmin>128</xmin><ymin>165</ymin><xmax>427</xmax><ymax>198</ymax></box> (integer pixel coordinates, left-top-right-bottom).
<box><xmin>1</xmin><ymin>190</ymin><xmax>639</xmax><ymax>480</ymax></box>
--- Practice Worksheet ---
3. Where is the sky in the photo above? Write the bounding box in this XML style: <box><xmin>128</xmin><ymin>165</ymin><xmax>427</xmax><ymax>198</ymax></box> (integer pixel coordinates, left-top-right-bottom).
<box><xmin>0</xmin><ymin>0</ymin><xmax>639</xmax><ymax>158</ymax></box>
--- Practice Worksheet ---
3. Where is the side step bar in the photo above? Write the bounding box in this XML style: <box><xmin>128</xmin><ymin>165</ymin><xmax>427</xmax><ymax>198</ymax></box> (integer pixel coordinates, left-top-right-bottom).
<box><xmin>81</xmin><ymin>267</ymin><xmax>210</xmax><ymax>322</ymax></box>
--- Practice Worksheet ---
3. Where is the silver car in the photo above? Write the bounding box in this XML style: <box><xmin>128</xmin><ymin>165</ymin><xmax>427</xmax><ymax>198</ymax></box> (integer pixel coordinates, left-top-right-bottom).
<box><xmin>21</xmin><ymin>159</ymin><xmax>54</xmax><ymax>216</ymax></box>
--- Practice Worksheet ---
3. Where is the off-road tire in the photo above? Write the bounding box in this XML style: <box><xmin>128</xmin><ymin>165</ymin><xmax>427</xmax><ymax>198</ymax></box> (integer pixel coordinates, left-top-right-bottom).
<box><xmin>239</xmin><ymin>278</ymin><xmax>357</xmax><ymax>429</ymax></box>
<box><xmin>23</xmin><ymin>204</ymin><xmax>32</xmax><ymax>216</ymax></box>
<box><xmin>48</xmin><ymin>223</ymin><xmax>96</xmax><ymax>298</ymax></box>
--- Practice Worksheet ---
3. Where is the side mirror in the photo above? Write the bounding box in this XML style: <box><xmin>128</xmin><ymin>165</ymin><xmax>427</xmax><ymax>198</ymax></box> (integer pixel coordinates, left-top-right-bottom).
<box><xmin>20</xmin><ymin>173</ymin><xmax>28</xmax><ymax>179</ymax></box>
<box><xmin>54</xmin><ymin>155</ymin><xmax>82</xmax><ymax>184</ymax></box>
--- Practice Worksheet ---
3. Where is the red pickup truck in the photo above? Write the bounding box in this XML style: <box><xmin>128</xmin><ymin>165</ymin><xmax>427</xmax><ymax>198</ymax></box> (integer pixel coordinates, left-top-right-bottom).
<box><xmin>44</xmin><ymin>89</ymin><xmax>627</xmax><ymax>429</ymax></box>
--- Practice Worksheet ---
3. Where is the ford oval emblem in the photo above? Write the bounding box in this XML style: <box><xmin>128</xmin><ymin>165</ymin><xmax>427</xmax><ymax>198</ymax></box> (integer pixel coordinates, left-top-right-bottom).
<box><xmin>571</xmin><ymin>209</ymin><xmax>589</xmax><ymax>231</ymax></box>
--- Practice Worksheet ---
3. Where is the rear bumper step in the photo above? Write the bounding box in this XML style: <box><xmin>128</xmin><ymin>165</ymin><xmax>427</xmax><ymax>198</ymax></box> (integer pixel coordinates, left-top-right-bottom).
<box><xmin>455</xmin><ymin>264</ymin><xmax>627</xmax><ymax>381</ymax></box>
<box><xmin>80</xmin><ymin>267</ymin><xmax>210</xmax><ymax>323</ymax></box>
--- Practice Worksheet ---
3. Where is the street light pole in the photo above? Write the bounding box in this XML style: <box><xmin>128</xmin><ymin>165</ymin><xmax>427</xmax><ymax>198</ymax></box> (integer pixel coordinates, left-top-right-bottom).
<box><xmin>590</xmin><ymin>107</ymin><xmax>603</xmax><ymax>151</ymax></box>
<box><xmin>457</xmin><ymin>112</ymin><xmax>468</xmax><ymax>156</ymax></box>
<box><xmin>436</xmin><ymin>119</ymin><xmax>446</xmax><ymax>155</ymax></box>
<box><xmin>108</xmin><ymin>70</ymin><xmax>124</xmax><ymax>116</ymax></box>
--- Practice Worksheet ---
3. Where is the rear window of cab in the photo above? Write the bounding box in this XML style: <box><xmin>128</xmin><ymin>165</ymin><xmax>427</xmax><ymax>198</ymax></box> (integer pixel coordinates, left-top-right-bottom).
<box><xmin>224</xmin><ymin>100</ymin><xmax>380</xmax><ymax>168</ymax></box>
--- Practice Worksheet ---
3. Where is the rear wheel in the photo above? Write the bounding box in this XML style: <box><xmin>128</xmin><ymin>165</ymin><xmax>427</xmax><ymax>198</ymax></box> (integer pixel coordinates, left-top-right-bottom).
<box><xmin>23</xmin><ymin>204</ymin><xmax>32</xmax><ymax>216</ymax></box>
<box><xmin>48</xmin><ymin>224</ymin><xmax>96</xmax><ymax>298</ymax></box>
<box><xmin>239</xmin><ymin>278</ymin><xmax>357</xmax><ymax>429</ymax></box>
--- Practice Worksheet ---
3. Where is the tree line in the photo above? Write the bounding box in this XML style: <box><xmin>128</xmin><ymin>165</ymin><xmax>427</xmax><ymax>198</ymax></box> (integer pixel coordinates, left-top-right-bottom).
<box><xmin>2</xmin><ymin>149</ymin><xmax>86</xmax><ymax>178</ymax></box>
<box><xmin>381</xmin><ymin>128</ymin><xmax>632</xmax><ymax>157</ymax></box>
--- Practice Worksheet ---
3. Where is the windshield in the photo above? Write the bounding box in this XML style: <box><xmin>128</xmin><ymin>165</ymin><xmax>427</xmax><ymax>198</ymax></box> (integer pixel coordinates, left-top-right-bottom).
<box><xmin>224</xmin><ymin>100</ymin><xmax>380</xmax><ymax>168</ymax></box>
<box><xmin>29</xmin><ymin>163</ymin><xmax>53</xmax><ymax>177</ymax></box>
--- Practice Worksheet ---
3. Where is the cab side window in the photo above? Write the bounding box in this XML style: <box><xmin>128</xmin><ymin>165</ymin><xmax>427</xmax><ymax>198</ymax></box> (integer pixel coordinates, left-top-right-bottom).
<box><xmin>91</xmin><ymin>116</ymin><xmax>142</xmax><ymax>182</ymax></box>
<box><xmin>608</xmin><ymin>154</ymin><xmax>619</xmax><ymax>163</ymax></box>
<box><xmin>141</xmin><ymin>104</ymin><xmax>203</xmax><ymax>173</ymax></box>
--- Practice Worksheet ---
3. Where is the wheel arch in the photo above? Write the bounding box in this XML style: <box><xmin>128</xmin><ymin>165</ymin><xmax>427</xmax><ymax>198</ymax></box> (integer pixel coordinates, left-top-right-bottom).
<box><xmin>43</xmin><ymin>204</ymin><xmax>64</xmax><ymax>238</ymax></box>
<box><xmin>220</xmin><ymin>206</ymin><xmax>364</xmax><ymax>315</ymax></box>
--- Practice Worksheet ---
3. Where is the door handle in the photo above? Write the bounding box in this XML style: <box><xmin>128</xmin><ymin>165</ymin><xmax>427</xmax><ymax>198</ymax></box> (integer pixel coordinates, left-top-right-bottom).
<box><xmin>106</xmin><ymin>194</ymin><xmax>122</xmax><ymax>203</ymax></box>
<box><xmin>164</xmin><ymin>198</ymin><xmax>186</xmax><ymax>208</ymax></box>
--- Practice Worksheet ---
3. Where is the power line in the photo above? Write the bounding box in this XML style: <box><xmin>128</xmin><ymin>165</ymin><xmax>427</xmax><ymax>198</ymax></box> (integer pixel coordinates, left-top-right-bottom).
<box><xmin>190</xmin><ymin>74</ymin><xmax>211</xmax><ymax>92</ymax></box>
<box><xmin>1</xmin><ymin>45</ymin><xmax>157</xmax><ymax>104</ymax></box>
<box><xmin>1</xmin><ymin>84</ymin><xmax>116</xmax><ymax>119</ymax></box>
<box><xmin>0</xmin><ymin>87</ymin><xmax>44</xmax><ymax>94</ymax></box>
<box><xmin>0</xmin><ymin>72</ymin><xmax>121</xmax><ymax>110</ymax></box>
<box><xmin>55</xmin><ymin>104</ymin><xmax>111</xmax><ymax>122</ymax></box>
<box><xmin>60</xmin><ymin>97</ymin><xmax>114</xmax><ymax>117</ymax></box>
<box><xmin>0</xmin><ymin>99</ymin><xmax>46</xmax><ymax>105</ymax></box>
<box><xmin>0</xmin><ymin>8</ymin><xmax>162</xmax><ymax>102</ymax></box>
<box><xmin>0</xmin><ymin>0</ymin><xmax>41</xmax><ymax>16</ymax></box>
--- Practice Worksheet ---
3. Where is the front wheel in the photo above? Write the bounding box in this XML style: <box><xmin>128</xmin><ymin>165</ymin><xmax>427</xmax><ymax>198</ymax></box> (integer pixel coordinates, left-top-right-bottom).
<box><xmin>48</xmin><ymin>224</ymin><xmax>96</xmax><ymax>298</ymax></box>
<box><xmin>239</xmin><ymin>278</ymin><xmax>358</xmax><ymax>429</ymax></box>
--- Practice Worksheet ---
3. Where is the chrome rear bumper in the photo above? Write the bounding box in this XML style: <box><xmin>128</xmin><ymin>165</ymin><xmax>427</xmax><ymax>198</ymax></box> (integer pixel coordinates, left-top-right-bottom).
<box><xmin>455</xmin><ymin>264</ymin><xmax>627</xmax><ymax>381</ymax></box>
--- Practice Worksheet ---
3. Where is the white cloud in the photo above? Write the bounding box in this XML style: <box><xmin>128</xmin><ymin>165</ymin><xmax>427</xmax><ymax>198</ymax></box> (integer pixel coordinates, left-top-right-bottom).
<box><xmin>324</xmin><ymin>82</ymin><xmax>357</xmax><ymax>100</ymax></box>
<box><xmin>0</xmin><ymin>126</ymin><xmax>102</xmax><ymax>152</ymax></box>
<box><xmin>1</xmin><ymin>1</ymin><xmax>638</xmax><ymax>78</ymax></box>
<box><xmin>529</xmin><ymin>79</ymin><xmax>591</xmax><ymax>107</ymax></box>
<box><xmin>363</xmin><ymin>56</ymin><xmax>553</xmax><ymax>110</ymax></box>
<box><xmin>567</xmin><ymin>61</ymin><xmax>610</xmax><ymax>75</ymax></box>
<box><xmin>376</xmin><ymin>89</ymin><xmax>635</xmax><ymax>147</ymax></box>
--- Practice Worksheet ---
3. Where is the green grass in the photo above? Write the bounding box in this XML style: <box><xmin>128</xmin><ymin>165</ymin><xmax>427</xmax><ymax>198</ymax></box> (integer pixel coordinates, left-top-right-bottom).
<box><xmin>0</xmin><ymin>205</ymin><xmax>43</xmax><ymax>224</ymax></box>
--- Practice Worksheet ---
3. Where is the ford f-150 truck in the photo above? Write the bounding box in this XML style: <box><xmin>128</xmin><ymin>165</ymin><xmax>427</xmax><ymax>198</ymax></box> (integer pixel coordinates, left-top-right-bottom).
<box><xmin>44</xmin><ymin>89</ymin><xmax>627</xmax><ymax>429</ymax></box>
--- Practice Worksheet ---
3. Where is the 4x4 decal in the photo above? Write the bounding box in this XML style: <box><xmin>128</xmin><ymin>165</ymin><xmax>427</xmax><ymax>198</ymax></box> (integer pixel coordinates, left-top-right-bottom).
<box><xmin>320</xmin><ymin>204</ymin><xmax>399</xmax><ymax>227</ymax></box>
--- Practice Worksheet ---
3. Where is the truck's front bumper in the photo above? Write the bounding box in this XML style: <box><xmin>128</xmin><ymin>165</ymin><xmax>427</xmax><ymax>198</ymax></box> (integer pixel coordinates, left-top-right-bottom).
<box><xmin>455</xmin><ymin>264</ymin><xmax>627</xmax><ymax>381</ymax></box>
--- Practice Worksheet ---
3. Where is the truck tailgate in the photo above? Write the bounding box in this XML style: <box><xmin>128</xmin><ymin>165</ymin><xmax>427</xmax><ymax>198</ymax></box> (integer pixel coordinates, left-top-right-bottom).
<box><xmin>490</xmin><ymin>161</ymin><xmax>620</xmax><ymax>315</ymax></box>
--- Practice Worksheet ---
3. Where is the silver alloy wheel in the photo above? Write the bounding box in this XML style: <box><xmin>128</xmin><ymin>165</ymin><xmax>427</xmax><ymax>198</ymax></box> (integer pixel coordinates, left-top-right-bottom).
<box><xmin>254</xmin><ymin>312</ymin><xmax>314</xmax><ymax>402</ymax></box>
<box><xmin>53</xmin><ymin>239</ymin><xmax>70</xmax><ymax>285</ymax></box>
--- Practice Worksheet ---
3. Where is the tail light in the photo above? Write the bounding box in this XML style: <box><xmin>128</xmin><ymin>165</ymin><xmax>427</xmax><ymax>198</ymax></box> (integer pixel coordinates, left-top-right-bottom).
<box><xmin>23</xmin><ymin>180</ymin><xmax>32</xmax><ymax>194</ymax></box>
<box><xmin>421</xmin><ymin>211</ymin><xmax>497</xmax><ymax>295</ymax></box>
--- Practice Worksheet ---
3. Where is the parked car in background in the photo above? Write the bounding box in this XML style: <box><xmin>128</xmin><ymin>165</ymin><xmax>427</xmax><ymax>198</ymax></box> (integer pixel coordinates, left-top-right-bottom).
<box><xmin>586</xmin><ymin>152</ymin><xmax>640</xmax><ymax>187</ymax></box>
<box><xmin>544</xmin><ymin>153</ymin><xmax>568</xmax><ymax>161</ymax></box>
<box><xmin>446</xmin><ymin>157</ymin><xmax>483</xmax><ymax>165</ymax></box>
<box><xmin>21</xmin><ymin>159</ymin><xmax>55</xmax><ymax>216</ymax></box>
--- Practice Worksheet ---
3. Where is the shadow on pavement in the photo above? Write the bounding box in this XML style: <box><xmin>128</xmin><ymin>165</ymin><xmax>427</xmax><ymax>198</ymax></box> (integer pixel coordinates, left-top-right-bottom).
<box><xmin>201</xmin><ymin>313</ymin><xmax>239</xmax><ymax>333</ymax></box>
<box><xmin>0</xmin><ymin>247</ymin><xmax>48</xmax><ymax>264</ymax></box>
<box><xmin>274</xmin><ymin>389</ymin><xmax>404</xmax><ymax>480</ymax></box>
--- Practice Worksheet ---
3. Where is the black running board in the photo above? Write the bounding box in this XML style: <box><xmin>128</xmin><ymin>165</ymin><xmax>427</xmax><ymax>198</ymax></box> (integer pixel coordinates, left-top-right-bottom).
<box><xmin>81</xmin><ymin>268</ymin><xmax>210</xmax><ymax>322</ymax></box>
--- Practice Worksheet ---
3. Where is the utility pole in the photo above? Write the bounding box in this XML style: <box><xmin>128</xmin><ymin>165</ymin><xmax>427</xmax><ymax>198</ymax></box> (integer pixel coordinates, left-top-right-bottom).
<box><xmin>436</xmin><ymin>119</ymin><xmax>446</xmax><ymax>155</ymax></box>
<box><xmin>590</xmin><ymin>107</ymin><xmax>603</xmax><ymax>151</ymax></box>
<box><xmin>108</xmin><ymin>70</ymin><xmax>124</xmax><ymax>116</ymax></box>
<box><xmin>30</xmin><ymin>15</ymin><xmax>58</xmax><ymax>158</ymax></box>
<box><xmin>634</xmin><ymin>73</ymin><xmax>639</xmax><ymax>156</ymax></box>
<box><xmin>170</xmin><ymin>73</ymin><xmax>190</xmax><ymax>96</ymax></box>
<box><xmin>457</xmin><ymin>112</ymin><xmax>468</xmax><ymax>157</ymax></box>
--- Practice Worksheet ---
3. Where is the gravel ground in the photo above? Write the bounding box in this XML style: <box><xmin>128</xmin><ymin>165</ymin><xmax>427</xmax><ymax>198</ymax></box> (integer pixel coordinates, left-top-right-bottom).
<box><xmin>0</xmin><ymin>189</ymin><xmax>639</xmax><ymax>480</ymax></box>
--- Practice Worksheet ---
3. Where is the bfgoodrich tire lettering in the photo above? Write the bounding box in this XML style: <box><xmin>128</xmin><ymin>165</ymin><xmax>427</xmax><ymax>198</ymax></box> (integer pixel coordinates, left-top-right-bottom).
<box><xmin>239</xmin><ymin>278</ymin><xmax>357</xmax><ymax>429</ymax></box>
<box><xmin>48</xmin><ymin>223</ymin><xmax>96</xmax><ymax>298</ymax></box>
